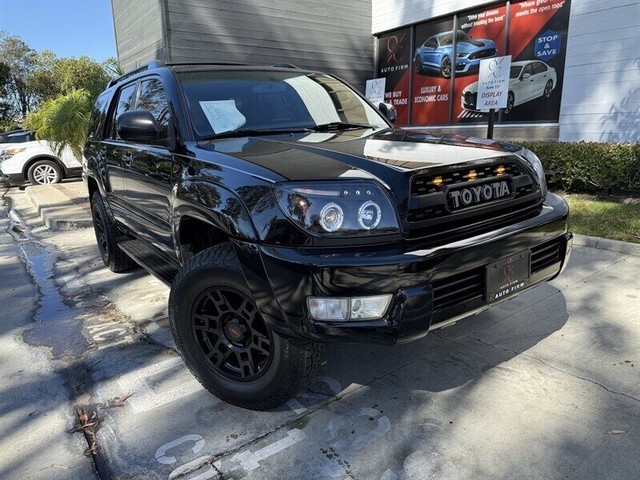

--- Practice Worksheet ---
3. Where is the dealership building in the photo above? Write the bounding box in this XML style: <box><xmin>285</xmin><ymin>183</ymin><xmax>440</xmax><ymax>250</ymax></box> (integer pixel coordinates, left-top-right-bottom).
<box><xmin>112</xmin><ymin>0</ymin><xmax>638</xmax><ymax>143</ymax></box>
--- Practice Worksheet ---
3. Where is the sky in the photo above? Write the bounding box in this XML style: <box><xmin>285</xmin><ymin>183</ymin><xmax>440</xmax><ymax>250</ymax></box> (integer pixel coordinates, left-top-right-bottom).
<box><xmin>0</xmin><ymin>0</ymin><xmax>117</xmax><ymax>61</ymax></box>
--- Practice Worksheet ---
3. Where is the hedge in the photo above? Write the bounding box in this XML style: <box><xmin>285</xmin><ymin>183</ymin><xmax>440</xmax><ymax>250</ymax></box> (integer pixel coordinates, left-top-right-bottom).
<box><xmin>519</xmin><ymin>142</ymin><xmax>640</xmax><ymax>193</ymax></box>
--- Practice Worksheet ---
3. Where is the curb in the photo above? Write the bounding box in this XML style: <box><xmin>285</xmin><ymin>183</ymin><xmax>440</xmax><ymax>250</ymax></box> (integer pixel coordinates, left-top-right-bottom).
<box><xmin>573</xmin><ymin>234</ymin><xmax>640</xmax><ymax>256</ymax></box>
<box><xmin>25</xmin><ymin>185</ymin><xmax>93</xmax><ymax>231</ymax></box>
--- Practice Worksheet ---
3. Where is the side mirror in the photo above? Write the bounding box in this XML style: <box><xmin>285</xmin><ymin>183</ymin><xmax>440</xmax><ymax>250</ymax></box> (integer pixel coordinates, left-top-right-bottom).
<box><xmin>378</xmin><ymin>102</ymin><xmax>397</xmax><ymax>123</ymax></box>
<box><xmin>521</xmin><ymin>73</ymin><xmax>531</xmax><ymax>80</ymax></box>
<box><xmin>117</xmin><ymin>110</ymin><xmax>159</xmax><ymax>143</ymax></box>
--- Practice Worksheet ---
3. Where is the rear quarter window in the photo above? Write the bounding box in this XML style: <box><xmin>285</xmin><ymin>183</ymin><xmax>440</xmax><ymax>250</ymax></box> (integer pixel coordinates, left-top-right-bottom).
<box><xmin>87</xmin><ymin>92</ymin><xmax>112</xmax><ymax>141</ymax></box>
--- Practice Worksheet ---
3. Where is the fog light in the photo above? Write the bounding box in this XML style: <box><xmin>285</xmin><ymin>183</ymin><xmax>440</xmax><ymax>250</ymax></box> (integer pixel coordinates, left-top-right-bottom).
<box><xmin>349</xmin><ymin>295</ymin><xmax>392</xmax><ymax>320</ymax></box>
<box><xmin>308</xmin><ymin>298</ymin><xmax>349</xmax><ymax>321</ymax></box>
<box><xmin>307</xmin><ymin>294</ymin><xmax>392</xmax><ymax>321</ymax></box>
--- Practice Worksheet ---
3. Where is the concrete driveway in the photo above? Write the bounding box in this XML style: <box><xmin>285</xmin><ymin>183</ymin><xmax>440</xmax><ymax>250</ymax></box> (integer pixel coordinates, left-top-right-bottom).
<box><xmin>2</xmin><ymin>184</ymin><xmax>639</xmax><ymax>480</ymax></box>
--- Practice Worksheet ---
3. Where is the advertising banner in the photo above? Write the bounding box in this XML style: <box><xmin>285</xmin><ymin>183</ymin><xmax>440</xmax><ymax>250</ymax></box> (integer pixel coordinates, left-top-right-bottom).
<box><xmin>374</xmin><ymin>0</ymin><xmax>572</xmax><ymax>126</ymax></box>
<box><xmin>376</xmin><ymin>28</ymin><xmax>411</xmax><ymax>125</ymax></box>
<box><xmin>454</xmin><ymin>4</ymin><xmax>508</xmax><ymax>123</ymax></box>
<box><xmin>411</xmin><ymin>17</ymin><xmax>454</xmax><ymax>125</ymax></box>
<box><xmin>506</xmin><ymin>0</ymin><xmax>572</xmax><ymax>122</ymax></box>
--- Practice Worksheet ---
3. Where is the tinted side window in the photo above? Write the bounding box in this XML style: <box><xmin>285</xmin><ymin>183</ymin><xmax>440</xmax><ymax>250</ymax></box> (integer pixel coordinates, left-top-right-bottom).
<box><xmin>137</xmin><ymin>78</ymin><xmax>170</xmax><ymax>141</ymax></box>
<box><xmin>3</xmin><ymin>132</ymin><xmax>36</xmax><ymax>143</ymax></box>
<box><xmin>522</xmin><ymin>64</ymin><xmax>534</xmax><ymax>77</ymax></box>
<box><xmin>87</xmin><ymin>93</ymin><xmax>111</xmax><ymax>140</ymax></box>
<box><xmin>425</xmin><ymin>38</ymin><xmax>437</xmax><ymax>48</ymax></box>
<box><xmin>533</xmin><ymin>62</ymin><xmax>547</xmax><ymax>75</ymax></box>
<box><xmin>110</xmin><ymin>83</ymin><xmax>137</xmax><ymax>140</ymax></box>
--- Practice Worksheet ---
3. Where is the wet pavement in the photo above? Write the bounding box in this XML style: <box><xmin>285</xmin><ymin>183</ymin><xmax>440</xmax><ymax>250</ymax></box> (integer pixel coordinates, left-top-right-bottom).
<box><xmin>1</xmin><ymin>183</ymin><xmax>639</xmax><ymax>480</ymax></box>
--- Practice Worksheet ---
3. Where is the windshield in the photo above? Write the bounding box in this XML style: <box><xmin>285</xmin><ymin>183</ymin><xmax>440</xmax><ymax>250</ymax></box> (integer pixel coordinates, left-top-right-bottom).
<box><xmin>177</xmin><ymin>70</ymin><xmax>388</xmax><ymax>138</ymax></box>
<box><xmin>510</xmin><ymin>66</ymin><xmax>523</xmax><ymax>78</ymax></box>
<box><xmin>439</xmin><ymin>31</ymin><xmax>472</xmax><ymax>46</ymax></box>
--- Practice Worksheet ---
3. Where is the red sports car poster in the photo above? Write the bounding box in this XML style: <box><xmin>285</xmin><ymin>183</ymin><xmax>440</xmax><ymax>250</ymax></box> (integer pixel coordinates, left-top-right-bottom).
<box><xmin>376</xmin><ymin>28</ymin><xmax>411</xmax><ymax>125</ymax></box>
<box><xmin>411</xmin><ymin>17</ymin><xmax>454</xmax><ymax>125</ymax></box>
<box><xmin>453</xmin><ymin>4</ymin><xmax>508</xmax><ymax>123</ymax></box>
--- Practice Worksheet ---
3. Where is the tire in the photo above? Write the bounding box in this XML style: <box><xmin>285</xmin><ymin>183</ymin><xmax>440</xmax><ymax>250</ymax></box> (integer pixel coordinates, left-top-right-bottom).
<box><xmin>169</xmin><ymin>243</ymin><xmax>325</xmax><ymax>410</ymax></box>
<box><xmin>440</xmin><ymin>56</ymin><xmax>452</xmax><ymax>78</ymax></box>
<box><xmin>504</xmin><ymin>91</ymin><xmax>515</xmax><ymax>115</ymax></box>
<box><xmin>27</xmin><ymin>159</ymin><xmax>62</xmax><ymax>185</ymax></box>
<box><xmin>544</xmin><ymin>80</ymin><xmax>553</xmax><ymax>99</ymax></box>
<box><xmin>90</xmin><ymin>192</ymin><xmax>137</xmax><ymax>273</ymax></box>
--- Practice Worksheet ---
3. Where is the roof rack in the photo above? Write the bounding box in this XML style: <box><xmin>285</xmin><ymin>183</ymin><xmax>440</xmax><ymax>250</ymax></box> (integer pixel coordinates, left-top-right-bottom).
<box><xmin>165</xmin><ymin>61</ymin><xmax>249</xmax><ymax>67</ymax></box>
<box><xmin>107</xmin><ymin>60</ymin><xmax>165</xmax><ymax>88</ymax></box>
<box><xmin>271</xmin><ymin>63</ymin><xmax>300</xmax><ymax>69</ymax></box>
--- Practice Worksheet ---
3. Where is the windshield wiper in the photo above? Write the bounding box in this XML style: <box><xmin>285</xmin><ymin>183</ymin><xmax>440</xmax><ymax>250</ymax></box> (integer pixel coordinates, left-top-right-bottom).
<box><xmin>305</xmin><ymin>122</ymin><xmax>377</xmax><ymax>132</ymax></box>
<box><xmin>199</xmin><ymin>127</ymin><xmax>310</xmax><ymax>141</ymax></box>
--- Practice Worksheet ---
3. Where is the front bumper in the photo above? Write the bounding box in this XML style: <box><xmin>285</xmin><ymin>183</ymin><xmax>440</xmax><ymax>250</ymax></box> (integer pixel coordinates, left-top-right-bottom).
<box><xmin>455</xmin><ymin>58</ymin><xmax>481</xmax><ymax>73</ymax></box>
<box><xmin>0</xmin><ymin>170</ymin><xmax>24</xmax><ymax>186</ymax></box>
<box><xmin>235</xmin><ymin>193</ymin><xmax>571</xmax><ymax>345</ymax></box>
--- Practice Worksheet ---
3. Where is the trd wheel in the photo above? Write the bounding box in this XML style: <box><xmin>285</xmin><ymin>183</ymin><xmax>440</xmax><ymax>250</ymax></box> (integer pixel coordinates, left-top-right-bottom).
<box><xmin>90</xmin><ymin>192</ymin><xmax>137</xmax><ymax>272</ymax></box>
<box><xmin>169</xmin><ymin>243</ymin><xmax>325</xmax><ymax>410</ymax></box>
<box><xmin>27</xmin><ymin>160</ymin><xmax>62</xmax><ymax>185</ymax></box>
<box><xmin>544</xmin><ymin>80</ymin><xmax>553</xmax><ymax>98</ymax></box>
<box><xmin>505</xmin><ymin>91</ymin><xmax>515</xmax><ymax>115</ymax></box>
<box><xmin>440</xmin><ymin>57</ymin><xmax>452</xmax><ymax>78</ymax></box>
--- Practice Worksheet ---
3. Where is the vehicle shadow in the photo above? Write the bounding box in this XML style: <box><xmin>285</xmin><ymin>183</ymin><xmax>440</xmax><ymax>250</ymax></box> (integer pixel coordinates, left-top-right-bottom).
<box><xmin>318</xmin><ymin>281</ymin><xmax>569</xmax><ymax>395</ymax></box>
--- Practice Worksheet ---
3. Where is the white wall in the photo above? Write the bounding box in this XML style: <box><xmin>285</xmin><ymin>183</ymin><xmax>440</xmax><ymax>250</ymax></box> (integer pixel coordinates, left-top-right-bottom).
<box><xmin>558</xmin><ymin>0</ymin><xmax>639</xmax><ymax>142</ymax></box>
<box><xmin>372</xmin><ymin>0</ymin><xmax>640</xmax><ymax>143</ymax></box>
<box><xmin>372</xmin><ymin>0</ymin><xmax>495</xmax><ymax>34</ymax></box>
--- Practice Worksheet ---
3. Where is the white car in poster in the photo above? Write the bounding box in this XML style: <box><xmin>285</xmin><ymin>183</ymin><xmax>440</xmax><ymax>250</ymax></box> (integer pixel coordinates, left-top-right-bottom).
<box><xmin>461</xmin><ymin>60</ymin><xmax>557</xmax><ymax>114</ymax></box>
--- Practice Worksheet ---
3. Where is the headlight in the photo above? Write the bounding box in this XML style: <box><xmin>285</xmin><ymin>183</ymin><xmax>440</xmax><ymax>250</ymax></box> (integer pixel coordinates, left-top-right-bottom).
<box><xmin>519</xmin><ymin>148</ymin><xmax>547</xmax><ymax>196</ymax></box>
<box><xmin>457</xmin><ymin>52</ymin><xmax>469</xmax><ymax>58</ymax></box>
<box><xmin>275</xmin><ymin>181</ymin><xmax>400</xmax><ymax>237</ymax></box>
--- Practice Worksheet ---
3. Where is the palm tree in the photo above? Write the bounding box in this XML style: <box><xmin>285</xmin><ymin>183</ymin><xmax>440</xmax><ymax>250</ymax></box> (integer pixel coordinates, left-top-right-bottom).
<box><xmin>25</xmin><ymin>88</ymin><xmax>92</xmax><ymax>159</ymax></box>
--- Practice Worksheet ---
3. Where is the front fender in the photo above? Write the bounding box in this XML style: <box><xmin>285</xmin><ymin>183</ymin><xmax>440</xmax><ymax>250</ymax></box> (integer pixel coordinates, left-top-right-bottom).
<box><xmin>172</xmin><ymin>179</ymin><xmax>258</xmax><ymax>254</ymax></box>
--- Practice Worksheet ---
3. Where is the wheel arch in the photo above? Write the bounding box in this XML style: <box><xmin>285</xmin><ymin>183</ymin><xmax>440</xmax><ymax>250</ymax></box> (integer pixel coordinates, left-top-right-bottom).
<box><xmin>173</xmin><ymin>181</ymin><xmax>258</xmax><ymax>263</ymax></box>
<box><xmin>22</xmin><ymin>155</ymin><xmax>66</xmax><ymax>179</ymax></box>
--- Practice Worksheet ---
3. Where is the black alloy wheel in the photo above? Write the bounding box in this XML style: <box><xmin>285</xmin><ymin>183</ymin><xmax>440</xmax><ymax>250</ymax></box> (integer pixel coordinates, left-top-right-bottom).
<box><xmin>90</xmin><ymin>191</ymin><xmax>137</xmax><ymax>272</ymax></box>
<box><xmin>93</xmin><ymin>202</ymin><xmax>109</xmax><ymax>263</ymax></box>
<box><xmin>169</xmin><ymin>243</ymin><xmax>326</xmax><ymax>410</ymax></box>
<box><xmin>191</xmin><ymin>286</ymin><xmax>272</xmax><ymax>381</ymax></box>
<box><xmin>544</xmin><ymin>80</ymin><xmax>553</xmax><ymax>98</ymax></box>
<box><xmin>441</xmin><ymin>57</ymin><xmax>452</xmax><ymax>78</ymax></box>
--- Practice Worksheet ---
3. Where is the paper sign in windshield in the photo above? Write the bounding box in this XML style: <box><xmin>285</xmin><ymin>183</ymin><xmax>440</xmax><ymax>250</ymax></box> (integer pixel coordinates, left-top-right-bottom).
<box><xmin>199</xmin><ymin>100</ymin><xmax>247</xmax><ymax>134</ymax></box>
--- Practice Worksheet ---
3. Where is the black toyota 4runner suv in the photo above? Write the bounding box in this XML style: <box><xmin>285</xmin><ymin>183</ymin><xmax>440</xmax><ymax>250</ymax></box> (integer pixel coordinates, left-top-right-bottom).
<box><xmin>84</xmin><ymin>61</ymin><xmax>572</xmax><ymax>410</ymax></box>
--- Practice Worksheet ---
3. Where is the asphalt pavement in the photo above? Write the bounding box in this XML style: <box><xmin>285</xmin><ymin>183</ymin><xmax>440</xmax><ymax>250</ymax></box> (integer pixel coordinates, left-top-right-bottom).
<box><xmin>1</xmin><ymin>182</ymin><xmax>639</xmax><ymax>480</ymax></box>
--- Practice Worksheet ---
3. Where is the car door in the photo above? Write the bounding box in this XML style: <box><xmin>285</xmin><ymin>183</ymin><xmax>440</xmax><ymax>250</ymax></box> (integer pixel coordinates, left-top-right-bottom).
<box><xmin>532</xmin><ymin>62</ymin><xmax>549</xmax><ymax>98</ymax></box>
<box><xmin>121</xmin><ymin>76</ymin><xmax>176</xmax><ymax>255</ymax></box>
<box><xmin>518</xmin><ymin>63</ymin><xmax>536</xmax><ymax>103</ymax></box>
<box><xmin>424</xmin><ymin>37</ymin><xmax>439</xmax><ymax>66</ymax></box>
<box><xmin>102</xmin><ymin>82</ymin><xmax>138</xmax><ymax>226</ymax></box>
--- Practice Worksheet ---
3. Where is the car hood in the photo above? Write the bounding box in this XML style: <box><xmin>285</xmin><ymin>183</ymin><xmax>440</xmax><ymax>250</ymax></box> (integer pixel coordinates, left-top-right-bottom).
<box><xmin>457</xmin><ymin>39</ymin><xmax>493</xmax><ymax>52</ymax></box>
<box><xmin>197</xmin><ymin>128</ymin><xmax>520</xmax><ymax>183</ymax></box>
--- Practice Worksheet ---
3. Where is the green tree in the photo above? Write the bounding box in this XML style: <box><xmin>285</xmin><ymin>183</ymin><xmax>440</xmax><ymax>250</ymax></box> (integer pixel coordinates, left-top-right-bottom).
<box><xmin>25</xmin><ymin>89</ymin><xmax>93</xmax><ymax>158</ymax></box>
<box><xmin>0</xmin><ymin>32</ymin><xmax>37</xmax><ymax>117</ymax></box>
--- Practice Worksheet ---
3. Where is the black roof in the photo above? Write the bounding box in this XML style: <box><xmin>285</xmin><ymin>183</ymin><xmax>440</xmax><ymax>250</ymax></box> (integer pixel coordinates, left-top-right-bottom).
<box><xmin>108</xmin><ymin>60</ymin><xmax>306</xmax><ymax>89</ymax></box>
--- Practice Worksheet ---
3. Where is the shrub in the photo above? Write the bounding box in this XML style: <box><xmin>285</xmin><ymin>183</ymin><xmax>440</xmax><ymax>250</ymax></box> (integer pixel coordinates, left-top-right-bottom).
<box><xmin>520</xmin><ymin>142</ymin><xmax>640</xmax><ymax>193</ymax></box>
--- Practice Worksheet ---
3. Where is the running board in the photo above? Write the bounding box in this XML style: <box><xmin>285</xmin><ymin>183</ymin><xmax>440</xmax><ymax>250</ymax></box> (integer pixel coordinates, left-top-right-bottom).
<box><xmin>118</xmin><ymin>238</ymin><xmax>179</xmax><ymax>286</ymax></box>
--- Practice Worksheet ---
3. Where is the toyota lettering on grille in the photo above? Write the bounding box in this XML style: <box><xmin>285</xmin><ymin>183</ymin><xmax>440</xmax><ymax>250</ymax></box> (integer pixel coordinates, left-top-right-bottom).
<box><xmin>448</xmin><ymin>180</ymin><xmax>511</xmax><ymax>210</ymax></box>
